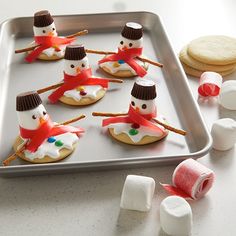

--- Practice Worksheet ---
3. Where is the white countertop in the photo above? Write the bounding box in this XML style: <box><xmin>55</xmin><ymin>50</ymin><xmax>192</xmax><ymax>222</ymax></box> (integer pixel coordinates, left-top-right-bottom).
<box><xmin>0</xmin><ymin>0</ymin><xmax>236</xmax><ymax>235</ymax></box>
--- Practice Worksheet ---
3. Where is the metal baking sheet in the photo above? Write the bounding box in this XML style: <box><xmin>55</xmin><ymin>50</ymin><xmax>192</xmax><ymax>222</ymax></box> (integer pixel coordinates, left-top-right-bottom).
<box><xmin>0</xmin><ymin>12</ymin><xmax>212</xmax><ymax>177</ymax></box>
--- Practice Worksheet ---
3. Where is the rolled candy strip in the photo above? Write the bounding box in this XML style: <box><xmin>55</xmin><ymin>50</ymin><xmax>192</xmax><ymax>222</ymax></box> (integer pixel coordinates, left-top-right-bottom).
<box><xmin>162</xmin><ymin>158</ymin><xmax>215</xmax><ymax>200</ymax></box>
<box><xmin>198</xmin><ymin>72</ymin><xmax>223</xmax><ymax>97</ymax></box>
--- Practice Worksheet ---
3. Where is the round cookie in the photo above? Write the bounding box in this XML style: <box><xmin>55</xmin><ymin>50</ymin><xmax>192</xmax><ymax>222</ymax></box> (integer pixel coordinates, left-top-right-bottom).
<box><xmin>13</xmin><ymin>136</ymin><xmax>77</xmax><ymax>164</ymax></box>
<box><xmin>28</xmin><ymin>42</ymin><xmax>65</xmax><ymax>61</ymax></box>
<box><xmin>59</xmin><ymin>88</ymin><xmax>106</xmax><ymax>106</ymax></box>
<box><xmin>188</xmin><ymin>35</ymin><xmax>236</xmax><ymax>65</ymax></box>
<box><xmin>179</xmin><ymin>45</ymin><xmax>236</xmax><ymax>72</ymax></box>
<box><xmin>100</xmin><ymin>60</ymin><xmax>148</xmax><ymax>78</ymax></box>
<box><xmin>108</xmin><ymin>124</ymin><xmax>168</xmax><ymax>145</ymax></box>
<box><xmin>181</xmin><ymin>62</ymin><xmax>236</xmax><ymax>77</ymax></box>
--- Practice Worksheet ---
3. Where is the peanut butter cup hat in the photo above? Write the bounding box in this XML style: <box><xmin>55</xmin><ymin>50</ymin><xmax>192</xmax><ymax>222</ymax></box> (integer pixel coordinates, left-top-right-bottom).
<box><xmin>16</xmin><ymin>91</ymin><xmax>42</xmax><ymax>111</ymax></box>
<box><xmin>64</xmin><ymin>45</ymin><xmax>87</xmax><ymax>60</ymax></box>
<box><xmin>121</xmin><ymin>22</ymin><xmax>143</xmax><ymax>40</ymax></box>
<box><xmin>131</xmin><ymin>79</ymin><xmax>156</xmax><ymax>100</ymax></box>
<box><xmin>34</xmin><ymin>10</ymin><xmax>54</xmax><ymax>27</ymax></box>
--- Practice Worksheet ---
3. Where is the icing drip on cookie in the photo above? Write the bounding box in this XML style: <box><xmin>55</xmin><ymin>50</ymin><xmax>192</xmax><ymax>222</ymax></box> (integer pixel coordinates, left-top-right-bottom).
<box><xmin>109</xmin><ymin>116</ymin><xmax>167</xmax><ymax>143</ymax></box>
<box><xmin>64</xmin><ymin>85</ymin><xmax>104</xmax><ymax>101</ymax></box>
<box><xmin>22</xmin><ymin>133</ymin><xmax>79</xmax><ymax>160</ymax></box>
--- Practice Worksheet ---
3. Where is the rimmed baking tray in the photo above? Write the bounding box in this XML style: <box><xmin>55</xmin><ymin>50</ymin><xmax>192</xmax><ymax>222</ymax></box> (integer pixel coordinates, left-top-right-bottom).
<box><xmin>0</xmin><ymin>12</ymin><xmax>212</xmax><ymax>177</ymax></box>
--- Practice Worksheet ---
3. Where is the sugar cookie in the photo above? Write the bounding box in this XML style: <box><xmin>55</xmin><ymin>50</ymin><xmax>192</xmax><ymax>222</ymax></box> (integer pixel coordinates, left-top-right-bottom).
<box><xmin>47</xmin><ymin>45</ymin><xmax>122</xmax><ymax>106</ymax></box>
<box><xmin>99</xmin><ymin>22</ymin><xmax>149</xmax><ymax>78</ymax></box>
<box><xmin>179</xmin><ymin>45</ymin><xmax>236</xmax><ymax>72</ymax></box>
<box><xmin>12</xmin><ymin>91</ymin><xmax>84</xmax><ymax>164</ymax></box>
<box><xmin>188</xmin><ymin>35</ymin><xmax>236</xmax><ymax>65</ymax></box>
<box><xmin>181</xmin><ymin>62</ymin><xmax>236</xmax><ymax>77</ymax></box>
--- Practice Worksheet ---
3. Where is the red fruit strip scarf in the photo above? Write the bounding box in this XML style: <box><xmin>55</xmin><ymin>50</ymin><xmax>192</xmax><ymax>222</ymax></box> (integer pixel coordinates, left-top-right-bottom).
<box><xmin>25</xmin><ymin>36</ymin><xmax>75</xmax><ymax>63</ymax></box>
<box><xmin>19</xmin><ymin>117</ymin><xmax>84</xmax><ymax>153</ymax></box>
<box><xmin>98</xmin><ymin>48</ymin><xmax>147</xmax><ymax>77</ymax></box>
<box><xmin>48</xmin><ymin>68</ymin><xmax>109</xmax><ymax>103</ymax></box>
<box><xmin>102</xmin><ymin>105</ymin><xmax>164</xmax><ymax>134</ymax></box>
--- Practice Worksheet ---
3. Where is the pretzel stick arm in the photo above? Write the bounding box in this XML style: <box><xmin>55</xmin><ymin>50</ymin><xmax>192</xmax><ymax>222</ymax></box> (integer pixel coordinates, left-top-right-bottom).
<box><xmin>92</xmin><ymin>112</ymin><xmax>128</xmax><ymax>117</ymax></box>
<box><xmin>152</xmin><ymin>118</ymin><xmax>186</xmax><ymax>136</ymax></box>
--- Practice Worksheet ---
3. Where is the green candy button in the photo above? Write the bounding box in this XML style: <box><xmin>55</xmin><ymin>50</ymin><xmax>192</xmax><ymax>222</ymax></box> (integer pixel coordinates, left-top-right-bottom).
<box><xmin>55</xmin><ymin>140</ymin><xmax>64</xmax><ymax>147</ymax></box>
<box><xmin>129</xmin><ymin>128</ymin><xmax>139</xmax><ymax>136</ymax></box>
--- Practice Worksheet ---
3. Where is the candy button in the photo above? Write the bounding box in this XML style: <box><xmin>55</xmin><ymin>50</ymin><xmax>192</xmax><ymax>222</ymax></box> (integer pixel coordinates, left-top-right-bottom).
<box><xmin>55</xmin><ymin>140</ymin><xmax>64</xmax><ymax>147</ymax></box>
<box><xmin>80</xmin><ymin>90</ymin><xmax>87</xmax><ymax>96</ymax></box>
<box><xmin>129</xmin><ymin>129</ymin><xmax>139</xmax><ymax>136</ymax></box>
<box><xmin>47</xmin><ymin>137</ymin><xmax>56</xmax><ymax>143</ymax></box>
<box><xmin>118</xmin><ymin>60</ymin><xmax>125</xmax><ymax>64</ymax></box>
<box><xmin>131</xmin><ymin>123</ymin><xmax>140</xmax><ymax>129</ymax></box>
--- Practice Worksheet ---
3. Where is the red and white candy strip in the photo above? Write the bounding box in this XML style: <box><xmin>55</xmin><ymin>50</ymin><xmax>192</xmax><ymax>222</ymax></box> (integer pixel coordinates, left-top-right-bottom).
<box><xmin>198</xmin><ymin>72</ymin><xmax>223</xmax><ymax>97</ymax></box>
<box><xmin>161</xmin><ymin>158</ymin><xmax>215</xmax><ymax>200</ymax></box>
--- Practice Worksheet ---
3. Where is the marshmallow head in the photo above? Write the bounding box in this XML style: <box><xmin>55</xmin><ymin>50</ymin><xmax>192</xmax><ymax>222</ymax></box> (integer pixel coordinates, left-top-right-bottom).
<box><xmin>16</xmin><ymin>91</ymin><xmax>49</xmax><ymax>130</ymax></box>
<box><xmin>130</xmin><ymin>79</ymin><xmax>157</xmax><ymax>115</ymax></box>
<box><xmin>219</xmin><ymin>80</ymin><xmax>236</xmax><ymax>110</ymax></box>
<box><xmin>64</xmin><ymin>45</ymin><xmax>90</xmax><ymax>76</ymax></box>
<box><xmin>17</xmin><ymin>104</ymin><xmax>48</xmax><ymax>130</ymax></box>
<box><xmin>33</xmin><ymin>10</ymin><xmax>57</xmax><ymax>37</ymax></box>
<box><xmin>33</xmin><ymin>22</ymin><xmax>57</xmax><ymax>37</ymax></box>
<box><xmin>119</xmin><ymin>22</ymin><xmax>143</xmax><ymax>50</ymax></box>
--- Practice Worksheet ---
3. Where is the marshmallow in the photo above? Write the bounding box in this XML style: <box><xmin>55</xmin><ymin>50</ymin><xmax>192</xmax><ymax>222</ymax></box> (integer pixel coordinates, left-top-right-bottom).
<box><xmin>198</xmin><ymin>72</ymin><xmax>222</xmax><ymax>97</ymax></box>
<box><xmin>160</xmin><ymin>196</ymin><xmax>192</xmax><ymax>236</ymax></box>
<box><xmin>120</xmin><ymin>175</ymin><xmax>155</xmax><ymax>212</ymax></box>
<box><xmin>211</xmin><ymin>118</ymin><xmax>236</xmax><ymax>151</ymax></box>
<box><xmin>219</xmin><ymin>80</ymin><xmax>236</xmax><ymax>110</ymax></box>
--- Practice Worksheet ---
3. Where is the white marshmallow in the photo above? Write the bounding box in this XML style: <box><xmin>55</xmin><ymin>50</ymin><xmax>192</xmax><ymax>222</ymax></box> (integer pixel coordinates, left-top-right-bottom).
<box><xmin>160</xmin><ymin>196</ymin><xmax>192</xmax><ymax>236</ymax></box>
<box><xmin>211</xmin><ymin>118</ymin><xmax>236</xmax><ymax>151</ymax></box>
<box><xmin>219</xmin><ymin>80</ymin><xmax>236</xmax><ymax>110</ymax></box>
<box><xmin>120</xmin><ymin>175</ymin><xmax>155</xmax><ymax>212</ymax></box>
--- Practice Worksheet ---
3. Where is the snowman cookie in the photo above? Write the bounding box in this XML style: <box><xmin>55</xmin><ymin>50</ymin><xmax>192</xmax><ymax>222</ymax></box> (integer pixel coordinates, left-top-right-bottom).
<box><xmin>94</xmin><ymin>79</ymin><xmax>169</xmax><ymax>145</ymax></box>
<box><xmin>48</xmin><ymin>45</ymin><xmax>121</xmax><ymax>106</ymax></box>
<box><xmin>24</xmin><ymin>10</ymin><xmax>75</xmax><ymax>62</ymax></box>
<box><xmin>99</xmin><ymin>22</ymin><xmax>148</xmax><ymax>78</ymax></box>
<box><xmin>14</xmin><ymin>91</ymin><xmax>84</xmax><ymax>163</ymax></box>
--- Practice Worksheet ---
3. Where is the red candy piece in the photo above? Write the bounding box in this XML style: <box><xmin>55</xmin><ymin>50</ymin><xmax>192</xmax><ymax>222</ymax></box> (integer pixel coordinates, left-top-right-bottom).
<box><xmin>80</xmin><ymin>90</ymin><xmax>87</xmax><ymax>96</ymax></box>
<box><xmin>131</xmin><ymin>123</ymin><xmax>140</xmax><ymax>129</ymax></box>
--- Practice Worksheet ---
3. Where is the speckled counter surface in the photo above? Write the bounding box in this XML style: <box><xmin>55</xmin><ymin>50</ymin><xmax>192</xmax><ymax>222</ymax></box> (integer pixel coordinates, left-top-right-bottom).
<box><xmin>0</xmin><ymin>1</ymin><xmax>236</xmax><ymax>235</ymax></box>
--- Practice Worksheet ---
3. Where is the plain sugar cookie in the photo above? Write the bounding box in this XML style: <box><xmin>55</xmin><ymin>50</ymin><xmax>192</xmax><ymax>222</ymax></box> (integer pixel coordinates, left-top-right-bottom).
<box><xmin>188</xmin><ymin>35</ymin><xmax>236</xmax><ymax>65</ymax></box>
<box><xmin>179</xmin><ymin>45</ymin><xmax>236</xmax><ymax>72</ymax></box>
<box><xmin>181</xmin><ymin>62</ymin><xmax>236</xmax><ymax>77</ymax></box>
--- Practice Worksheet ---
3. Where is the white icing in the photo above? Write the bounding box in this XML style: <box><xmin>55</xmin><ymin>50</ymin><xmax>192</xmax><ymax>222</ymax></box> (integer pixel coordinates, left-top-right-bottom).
<box><xmin>64</xmin><ymin>57</ymin><xmax>90</xmax><ymax>76</ymax></box>
<box><xmin>17</xmin><ymin>104</ymin><xmax>48</xmax><ymax>130</ymax></box>
<box><xmin>64</xmin><ymin>85</ymin><xmax>104</xmax><ymax>101</ymax></box>
<box><xmin>22</xmin><ymin>133</ymin><xmax>79</xmax><ymax>160</ymax></box>
<box><xmin>100</xmin><ymin>59</ymin><xmax>143</xmax><ymax>75</ymax></box>
<box><xmin>42</xmin><ymin>44</ymin><xmax>66</xmax><ymax>57</ymax></box>
<box><xmin>108</xmin><ymin>116</ymin><xmax>166</xmax><ymax>143</ymax></box>
<box><xmin>33</xmin><ymin>22</ymin><xmax>58</xmax><ymax>37</ymax></box>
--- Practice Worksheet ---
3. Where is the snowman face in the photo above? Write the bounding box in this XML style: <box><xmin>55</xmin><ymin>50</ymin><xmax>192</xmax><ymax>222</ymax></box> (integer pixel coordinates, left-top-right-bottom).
<box><xmin>118</xmin><ymin>36</ymin><xmax>143</xmax><ymax>50</ymax></box>
<box><xmin>130</xmin><ymin>96</ymin><xmax>156</xmax><ymax>115</ymax></box>
<box><xmin>64</xmin><ymin>57</ymin><xmax>90</xmax><ymax>76</ymax></box>
<box><xmin>33</xmin><ymin>22</ymin><xmax>58</xmax><ymax>37</ymax></box>
<box><xmin>17</xmin><ymin>104</ymin><xmax>49</xmax><ymax>130</ymax></box>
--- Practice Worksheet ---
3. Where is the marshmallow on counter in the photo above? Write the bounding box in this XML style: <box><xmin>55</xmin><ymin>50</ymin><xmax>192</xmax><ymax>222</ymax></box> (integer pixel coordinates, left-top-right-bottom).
<box><xmin>211</xmin><ymin>118</ymin><xmax>236</xmax><ymax>151</ymax></box>
<box><xmin>120</xmin><ymin>175</ymin><xmax>155</xmax><ymax>212</ymax></box>
<box><xmin>198</xmin><ymin>72</ymin><xmax>222</xmax><ymax>97</ymax></box>
<box><xmin>219</xmin><ymin>80</ymin><xmax>236</xmax><ymax>110</ymax></box>
<box><xmin>160</xmin><ymin>196</ymin><xmax>192</xmax><ymax>236</ymax></box>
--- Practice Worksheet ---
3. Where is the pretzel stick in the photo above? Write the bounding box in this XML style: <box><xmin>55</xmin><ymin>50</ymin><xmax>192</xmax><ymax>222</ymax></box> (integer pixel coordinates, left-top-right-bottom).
<box><xmin>152</xmin><ymin>118</ymin><xmax>186</xmax><ymax>136</ymax></box>
<box><xmin>85</xmin><ymin>49</ymin><xmax>163</xmax><ymax>68</ymax></box>
<box><xmin>92</xmin><ymin>112</ymin><xmax>128</xmax><ymax>117</ymax></box>
<box><xmin>15</xmin><ymin>30</ymin><xmax>88</xmax><ymax>54</ymax></box>
<box><xmin>92</xmin><ymin>112</ymin><xmax>186</xmax><ymax>135</ymax></box>
<box><xmin>37</xmin><ymin>82</ymin><xmax>64</xmax><ymax>94</ymax></box>
<box><xmin>37</xmin><ymin>78</ymin><xmax>123</xmax><ymax>95</ymax></box>
<box><xmin>59</xmin><ymin>114</ymin><xmax>86</xmax><ymax>125</ymax></box>
<box><xmin>2</xmin><ymin>114</ymin><xmax>86</xmax><ymax>166</ymax></box>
